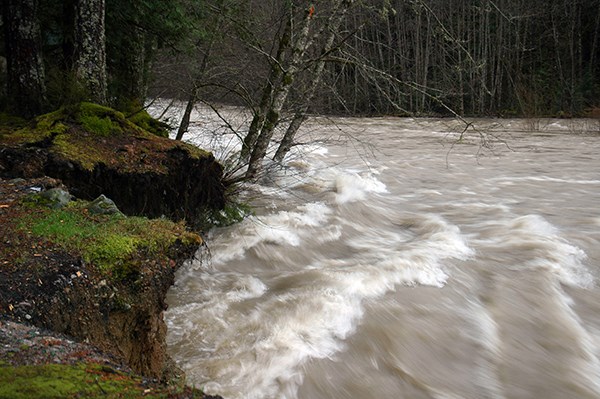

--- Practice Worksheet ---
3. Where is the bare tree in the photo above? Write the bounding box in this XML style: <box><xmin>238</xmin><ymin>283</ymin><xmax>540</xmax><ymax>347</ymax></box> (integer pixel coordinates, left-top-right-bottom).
<box><xmin>273</xmin><ymin>0</ymin><xmax>354</xmax><ymax>163</ymax></box>
<box><xmin>245</xmin><ymin>4</ymin><xmax>316</xmax><ymax>179</ymax></box>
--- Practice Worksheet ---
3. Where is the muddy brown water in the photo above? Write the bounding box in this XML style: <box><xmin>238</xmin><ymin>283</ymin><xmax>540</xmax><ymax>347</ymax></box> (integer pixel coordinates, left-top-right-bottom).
<box><xmin>165</xmin><ymin>117</ymin><xmax>600</xmax><ymax>399</ymax></box>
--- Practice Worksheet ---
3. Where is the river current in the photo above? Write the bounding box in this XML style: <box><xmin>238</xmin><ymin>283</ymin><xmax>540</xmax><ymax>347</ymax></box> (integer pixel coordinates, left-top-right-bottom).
<box><xmin>162</xmin><ymin>111</ymin><xmax>600</xmax><ymax>399</ymax></box>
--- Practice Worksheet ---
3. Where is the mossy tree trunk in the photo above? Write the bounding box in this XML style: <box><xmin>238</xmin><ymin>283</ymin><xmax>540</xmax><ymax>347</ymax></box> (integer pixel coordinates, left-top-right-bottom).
<box><xmin>2</xmin><ymin>0</ymin><xmax>46</xmax><ymax>118</ymax></box>
<box><xmin>273</xmin><ymin>0</ymin><xmax>353</xmax><ymax>163</ymax></box>
<box><xmin>238</xmin><ymin>15</ymin><xmax>292</xmax><ymax>162</ymax></box>
<box><xmin>74</xmin><ymin>0</ymin><xmax>107</xmax><ymax>105</ymax></box>
<box><xmin>245</xmin><ymin>5</ymin><xmax>315</xmax><ymax>180</ymax></box>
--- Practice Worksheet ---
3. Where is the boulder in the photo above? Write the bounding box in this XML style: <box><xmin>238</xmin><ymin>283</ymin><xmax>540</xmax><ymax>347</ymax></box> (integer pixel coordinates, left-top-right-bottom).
<box><xmin>40</xmin><ymin>187</ymin><xmax>72</xmax><ymax>209</ymax></box>
<box><xmin>87</xmin><ymin>194</ymin><xmax>121</xmax><ymax>215</ymax></box>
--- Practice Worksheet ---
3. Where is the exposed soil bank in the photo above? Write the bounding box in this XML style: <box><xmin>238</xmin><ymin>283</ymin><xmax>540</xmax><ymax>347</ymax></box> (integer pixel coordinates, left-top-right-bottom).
<box><xmin>0</xmin><ymin>105</ymin><xmax>227</xmax><ymax>397</ymax></box>
<box><xmin>0</xmin><ymin>103</ymin><xmax>226</xmax><ymax>230</ymax></box>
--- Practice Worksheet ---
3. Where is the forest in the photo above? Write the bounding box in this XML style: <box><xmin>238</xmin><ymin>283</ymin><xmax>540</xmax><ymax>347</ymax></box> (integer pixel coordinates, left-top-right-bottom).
<box><xmin>2</xmin><ymin>0</ymin><xmax>600</xmax><ymax>175</ymax></box>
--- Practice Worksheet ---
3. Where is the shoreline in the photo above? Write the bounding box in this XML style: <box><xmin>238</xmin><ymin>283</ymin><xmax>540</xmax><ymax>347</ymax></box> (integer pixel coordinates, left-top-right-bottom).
<box><xmin>0</xmin><ymin>178</ymin><xmax>220</xmax><ymax>398</ymax></box>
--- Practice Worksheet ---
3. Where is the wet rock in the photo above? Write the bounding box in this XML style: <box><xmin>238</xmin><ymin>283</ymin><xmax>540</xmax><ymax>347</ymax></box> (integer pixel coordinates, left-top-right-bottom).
<box><xmin>40</xmin><ymin>187</ymin><xmax>72</xmax><ymax>209</ymax></box>
<box><xmin>88</xmin><ymin>194</ymin><xmax>121</xmax><ymax>215</ymax></box>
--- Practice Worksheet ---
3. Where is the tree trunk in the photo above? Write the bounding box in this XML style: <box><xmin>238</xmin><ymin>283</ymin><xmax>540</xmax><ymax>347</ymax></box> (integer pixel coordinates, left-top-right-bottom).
<box><xmin>273</xmin><ymin>112</ymin><xmax>306</xmax><ymax>162</ymax></box>
<box><xmin>3</xmin><ymin>0</ymin><xmax>46</xmax><ymax>117</ymax></box>
<box><xmin>239</xmin><ymin>15</ymin><xmax>292</xmax><ymax>162</ymax></box>
<box><xmin>176</xmin><ymin>92</ymin><xmax>195</xmax><ymax>141</ymax></box>
<box><xmin>74</xmin><ymin>0</ymin><xmax>107</xmax><ymax>105</ymax></box>
<box><xmin>109</xmin><ymin>22</ymin><xmax>148</xmax><ymax>110</ymax></box>
<box><xmin>245</xmin><ymin>5</ymin><xmax>315</xmax><ymax>179</ymax></box>
<box><xmin>273</xmin><ymin>0</ymin><xmax>353</xmax><ymax>163</ymax></box>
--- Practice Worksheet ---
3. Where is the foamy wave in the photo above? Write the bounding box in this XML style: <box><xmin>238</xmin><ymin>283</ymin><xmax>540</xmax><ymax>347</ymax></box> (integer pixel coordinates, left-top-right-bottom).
<box><xmin>198</xmin><ymin>283</ymin><xmax>363</xmax><ymax>399</ymax></box>
<box><xmin>334</xmin><ymin>171</ymin><xmax>388</xmax><ymax>203</ymax></box>
<box><xmin>210</xmin><ymin>202</ymin><xmax>333</xmax><ymax>265</ymax></box>
<box><xmin>170</xmin><ymin>213</ymin><xmax>472</xmax><ymax>399</ymax></box>
<box><xmin>473</xmin><ymin>214</ymin><xmax>593</xmax><ymax>287</ymax></box>
<box><xmin>344</xmin><ymin>213</ymin><xmax>474</xmax><ymax>290</ymax></box>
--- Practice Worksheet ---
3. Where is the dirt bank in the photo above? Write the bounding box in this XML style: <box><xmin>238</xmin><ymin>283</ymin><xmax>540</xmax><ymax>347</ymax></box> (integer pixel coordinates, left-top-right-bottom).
<box><xmin>0</xmin><ymin>104</ymin><xmax>228</xmax><ymax>397</ymax></box>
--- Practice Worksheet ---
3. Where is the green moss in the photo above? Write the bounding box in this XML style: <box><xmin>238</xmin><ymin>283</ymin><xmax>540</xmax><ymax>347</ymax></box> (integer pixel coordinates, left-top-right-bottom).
<box><xmin>1</xmin><ymin>102</ymin><xmax>214</xmax><ymax>175</ymax></box>
<box><xmin>127</xmin><ymin>110</ymin><xmax>170</xmax><ymax>138</ymax></box>
<box><xmin>86</xmin><ymin>234</ymin><xmax>138</xmax><ymax>271</ymax></box>
<box><xmin>52</xmin><ymin>133</ymin><xmax>106</xmax><ymax>171</ymax></box>
<box><xmin>36</xmin><ymin>109</ymin><xmax>66</xmax><ymax>129</ymax></box>
<box><xmin>2</xmin><ymin>109</ymin><xmax>68</xmax><ymax>145</ymax></box>
<box><xmin>18</xmin><ymin>197</ymin><xmax>202</xmax><ymax>281</ymax></box>
<box><xmin>0</xmin><ymin>363</ymin><xmax>205</xmax><ymax>398</ymax></box>
<box><xmin>77</xmin><ymin>102</ymin><xmax>125</xmax><ymax>120</ymax></box>
<box><xmin>0</xmin><ymin>113</ymin><xmax>27</xmax><ymax>128</ymax></box>
<box><xmin>79</xmin><ymin>115</ymin><xmax>122</xmax><ymax>137</ymax></box>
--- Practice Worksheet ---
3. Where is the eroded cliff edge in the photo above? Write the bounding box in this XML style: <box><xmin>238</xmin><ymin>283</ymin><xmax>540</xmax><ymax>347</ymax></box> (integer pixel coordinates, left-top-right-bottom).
<box><xmin>0</xmin><ymin>104</ymin><xmax>227</xmax><ymax>395</ymax></box>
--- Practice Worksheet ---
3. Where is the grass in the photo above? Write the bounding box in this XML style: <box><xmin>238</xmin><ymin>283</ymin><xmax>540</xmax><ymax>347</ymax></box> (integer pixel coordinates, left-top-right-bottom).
<box><xmin>0</xmin><ymin>363</ymin><xmax>205</xmax><ymax>399</ymax></box>
<box><xmin>18</xmin><ymin>197</ymin><xmax>202</xmax><ymax>280</ymax></box>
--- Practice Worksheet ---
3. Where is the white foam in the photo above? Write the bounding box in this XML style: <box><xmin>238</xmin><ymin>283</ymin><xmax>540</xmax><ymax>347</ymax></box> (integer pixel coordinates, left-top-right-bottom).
<box><xmin>168</xmin><ymin>212</ymin><xmax>473</xmax><ymax>398</ymax></box>
<box><xmin>210</xmin><ymin>202</ymin><xmax>333</xmax><ymax>265</ymax></box>
<box><xmin>472</xmin><ymin>214</ymin><xmax>593</xmax><ymax>287</ymax></box>
<box><xmin>334</xmin><ymin>171</ymin><xmax>388</xmax><ymax>203</ymax></box>
<box><xmin>226</xmin><ymin>276</ymin><xmax>268</xmax><ymax>302</ymax></box>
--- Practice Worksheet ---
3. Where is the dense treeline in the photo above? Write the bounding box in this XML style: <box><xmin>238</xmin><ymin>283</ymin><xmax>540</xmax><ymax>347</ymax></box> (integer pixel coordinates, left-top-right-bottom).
<box><xmin>2</xmin><ymin>0</ymin><xmax>599</xmax><ymax>119</ymax></box>
<box><xmin>1</xmin><ymin>0</ymin><xmax>599</xmax><ymax>178</ymax></box>
<box><xmin>151</xmin><ymin>0</ymin><xmax>600</xmax><ymax>119</ymax></box>
<box><xmin>327</xmin><ymin>0</ymin><xmax>600</xmax><ymax>117</ymax></box>
<box><xmin>0</xmin><ymin>0</ymin><xmax>195</xmax><ymax>117</ymax></box>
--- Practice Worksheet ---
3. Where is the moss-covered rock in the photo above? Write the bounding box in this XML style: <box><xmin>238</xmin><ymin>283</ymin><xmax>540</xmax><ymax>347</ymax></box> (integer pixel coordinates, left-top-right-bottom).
<box><xmin>0</xmin><ymin>102</ymin><xmax>225</xmax><ymax>229</ymax></box>
<box><xmin>127</xmin><ymin>109</ymin><xmax>171</xmax><ymax>138</ymax></box>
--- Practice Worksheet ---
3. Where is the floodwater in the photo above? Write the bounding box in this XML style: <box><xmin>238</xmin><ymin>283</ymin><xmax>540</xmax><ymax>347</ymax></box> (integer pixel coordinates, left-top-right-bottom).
<box><xmin>164</xmin><ymin>114</ymin><xmax>600</xmax><ymax>399</ymax></box>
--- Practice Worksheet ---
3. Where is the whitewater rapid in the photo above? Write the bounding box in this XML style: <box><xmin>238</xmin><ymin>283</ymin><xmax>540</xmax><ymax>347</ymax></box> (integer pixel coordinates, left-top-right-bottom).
<box><xmin>162</xmin><ymin>111</ymin><xmax>600</xmax><ymax>399</ymax></box>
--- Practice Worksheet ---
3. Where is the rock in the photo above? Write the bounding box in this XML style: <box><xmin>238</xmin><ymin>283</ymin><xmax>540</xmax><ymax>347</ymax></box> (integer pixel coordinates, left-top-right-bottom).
<box><xmin>40</xmin><ymin>187</ymin><xmax>72</xmax><ymax>209</ymax></box>
<box><xmin>87</xmin><ymin>194</ymin><xmax>121</xmax><ymax>215</ymax></box>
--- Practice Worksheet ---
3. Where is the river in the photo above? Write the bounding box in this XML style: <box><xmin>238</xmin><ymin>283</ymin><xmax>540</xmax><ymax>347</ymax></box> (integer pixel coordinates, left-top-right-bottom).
<box><xmin>162</xmin><ymin>112</ymin><xmax>600</xmax><ymax>399</ymax></box>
